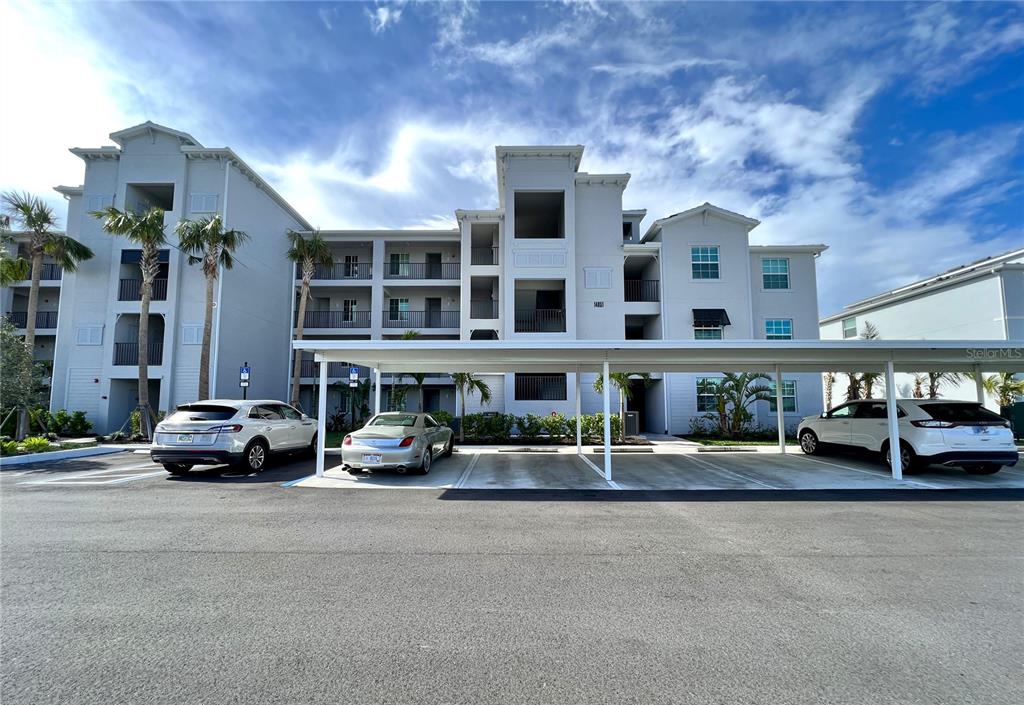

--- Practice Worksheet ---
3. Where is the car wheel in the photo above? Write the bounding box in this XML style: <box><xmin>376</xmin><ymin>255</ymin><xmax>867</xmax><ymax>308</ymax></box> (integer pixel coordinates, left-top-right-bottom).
<box><xmin>798</xmin><ymin>430</ymin><xmax>819</xmax><ymax>455</ymax></box>
<box><xmin>418</xmin><ymin>447</ymin><xmax>432</xmax><ymax>475</ymax></box>
<box><xmin>442</xmin><ymin>436</ymin><xmax>453</xmax><ymax>457</ymax></box>
<box><xmin>883</xmin><ymin>441</ymin><xmax>919</xmax><ymax>474</ymax></box>
<box><xmin>242</xmin><ymin>440</ymin><xmax>269</xmax><ymax>473</ymax></box>
<box><xmin>964</xmin><ymin>464</ymin><xmax>1001</xmax><ymax>475</ymax></box>
<box><xmin>163</xmin><ymin>463</ymin><xmax>192</xmax><ymax>475</ymax></box>
<box><xmin>305</xmin><ymin>434</ymin><xmax>317</xmax><ymax>458</ymax></box>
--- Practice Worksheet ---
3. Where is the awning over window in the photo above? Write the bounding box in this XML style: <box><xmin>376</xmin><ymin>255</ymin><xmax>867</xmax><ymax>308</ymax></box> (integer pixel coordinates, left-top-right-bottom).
<box><xmin>693</xmin><ymin>308</ymin><xmax>731</xmax><ymax>327</ymax></box>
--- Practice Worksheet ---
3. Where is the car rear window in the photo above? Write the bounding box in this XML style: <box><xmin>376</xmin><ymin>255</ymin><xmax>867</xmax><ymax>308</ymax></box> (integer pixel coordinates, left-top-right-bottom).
<box><xmin>919</xmin><ymin>403</ymin><xmax>1006</xmax><ymax>424</ymax></box>
<box><xmin>368</xmin><ymin>414</ymin><xmax>418</xmax><ymax>427</ymax></box>
<box><xmin>165</xmin><ymin>405</ymin><xmax>238</xmax><ymax>423</ymax></box>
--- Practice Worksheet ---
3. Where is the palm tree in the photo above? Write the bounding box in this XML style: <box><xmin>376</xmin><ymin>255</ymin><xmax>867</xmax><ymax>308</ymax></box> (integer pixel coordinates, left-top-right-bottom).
<box><xmin>176</xmin><ymin>215</ymin><xmax>249</xmax><ymax>400</ymax></box>
<box><xmin>822</xmin><ymin>371</ymin><xmax>836</xmax><ymax>409</ymax></box>
<box><xmin>399</xmin><ymin>329</ymin><xmax>427</xmax><ymax>411</ymax></box>
<box><xmin>593</xmin><ymin>372</ymin><xmax>652</xmax><ymax>441</ymax></box>
<box><xmin>452</xmin><ymin>373</ymin><xmax>492</xmax><ymax>442</ymax></box>
<box><xmin>924</xmin><ymin>371</ymin><xmax>963</xmax><ymax>399</ymax></box>
<box><xmin>4</xmin><ymin>192</ymin><xmax>94</xmax><ymax>438</ymax></box>
<box><xmin>0</xmin><ymin>231</ymin><xmax>30</xmax><ymax>286</ymax></box>
<box><xmin>845</xmin><ymin>321</ymin><xmax>881</xmax><ymax>401</ymax></box>
<box><xmin>702</xmin><ymin>372</ymin><xmax>773</xmax><ymax>438</ymax></box>
<box><xmin>973</xmin><ymin>372</ymin><xmax>1024</xmax><ymax>408</ymax></box>
<box><xmin>92</xmin><ymin>206</ymin><xmax>167</xmax><ymax>439</ymax></box>
<box><xmin>287</xmin><ymin>230</ymin><xmax>334</xmax><ymax>409</ymax></box>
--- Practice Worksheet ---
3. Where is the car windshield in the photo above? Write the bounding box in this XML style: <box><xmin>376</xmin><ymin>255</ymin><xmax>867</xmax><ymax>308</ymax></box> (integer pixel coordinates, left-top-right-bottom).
<box><xmin>920</xmin><ymin>403</ymin><xmax>1006</xmax><ymax>424</ymax></box>
<box><xmin>368</xmin><ymin>414</ymin><xmax>418</xmax><ymax>427</ymax></box>
<box><xmin>164</xmin><ymin>405</ymin><xmax>238</xmax><ymax>422</ymax></box>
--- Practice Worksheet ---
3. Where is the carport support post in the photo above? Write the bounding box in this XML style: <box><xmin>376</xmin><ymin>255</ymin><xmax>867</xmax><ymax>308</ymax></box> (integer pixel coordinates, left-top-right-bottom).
<box><xmin>774</xmin><ymin>364</ymin><xmax>786</xmax><ymax>454</ymax></box>
<box><xmin>315</xmin><ymin>357</ymin><xmax>328</xmax><ymax>477</ymax></box>
<box><xmin>602</xmin><ymin>360</ymin><xmax>612</xmax><ymax>481</ymax></box>
<box><xmin>884</xmin><ymin>360</ymin><xmax>902</xmax><ymax>480</ymax></box>
<box><xmin>575</xmin><ymin>366</ymin><xmax>582</xmax><ymax>454</ymax></box>
<box><xmin>974</xmin><ymin>363</ymin><xmax>985</xmax><ymax>404</ymax></box>
<box><xmin>373</xmin><ymin>367</ymin><xmax>381</xmax><ymax>414</ymax></box>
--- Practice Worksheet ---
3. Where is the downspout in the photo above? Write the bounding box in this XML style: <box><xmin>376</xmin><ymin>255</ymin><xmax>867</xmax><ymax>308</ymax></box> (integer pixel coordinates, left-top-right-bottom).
<box><xmin>210</xmin><ymin>157</ymin><xmax>230</xmax><ymax>396</ymax></box>
<box><xmin>658</xmin><ymin>250</ymin><xmax>669</xmax><ymax>434</ymax></box>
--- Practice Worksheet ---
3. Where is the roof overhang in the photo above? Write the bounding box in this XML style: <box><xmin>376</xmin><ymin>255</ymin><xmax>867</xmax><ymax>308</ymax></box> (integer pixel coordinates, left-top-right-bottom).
<box><xmin>496</xmin><ymin>145</ymin><xmax>585</xmax><ymax>202</ymax></box>
<box><xmin>292</xmin><ymin>339</ymin><xmax>1024</xmax><ymax>375</ymax></box>
<box><xmin>110</xmin><ymin>121</ymin><xmax>200</xmax><ymax>147</ymax></box>
<box><xmin>574</xmin><ymin>173</ymin><xmax>630</xmax><ymax>187</ymax></box>
<box><xmin>642</xmin><ymin>202</ymin><xmax>760</xmax><ymax>242</ymax></box>
<box><xmin>455</xmin><ymin>209</ymin><xmax>504</xmax><ymax>222</ymax></box>
<box><xmin>750</xmin><ymin>244</ymin><xmax>829</xmax><ymax>256</ymax></box>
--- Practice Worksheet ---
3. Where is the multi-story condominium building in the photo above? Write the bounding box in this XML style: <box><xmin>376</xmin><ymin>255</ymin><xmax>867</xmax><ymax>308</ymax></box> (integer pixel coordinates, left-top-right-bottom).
<box><xmin>5</xmin><ymin>123</ymin><xmax>828</xmax><ymax>434</ymax></box>
<box><xmin>820</xmin><ymin>248</ymin><xmax>1024</xmax><ymax>409</ymax></box>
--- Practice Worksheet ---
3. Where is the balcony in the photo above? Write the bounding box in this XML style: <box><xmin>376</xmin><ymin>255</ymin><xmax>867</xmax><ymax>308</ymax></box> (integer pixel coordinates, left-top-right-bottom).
<box><xmin>470</xmin><ymin>247</ymin><xmax>499</xmax><ymax>266</ymax></box>
<box><xmin>113</xmin><ymin>341</ymin><xmax>164</xmax><ymax>366</ymax></box>
<box><xmin>307</xmin><ymin>261</ymin><xmax>372</xmax><ymax>280</ymax></box>
<box><xmin>384</xmin><ymin>262</ymin><xmax>460</xmax><ymax>280</ymax></box>
<box><xmin>5</xmin><ymin>311</ymin><xmax>59</xmax><ymax>329</ymax></box>
<box><xmin>514</xmin><ymin>309</ymin><xmax>566</xmax><ymax>333</ymax></box>
<box><xmin>299</xmin><ymin>360</ymin><xmax>348</xmax><ymax>378</ymax></box>
<box><xmin>625</xmin><ymin>280</ymin><xmax>660</xmax><ymax>302</ymax></box>
<box><xmin>118</xmin><ymin>278</ymin><xmax>168</xmax><ymax>301</ymax></box>
<box><xmin>382</xmin><ymin>310</ymin><xmax>460</xmax><ymax>329</ymax></box>
<box><xmin>470</xmin><ymin>300</ymin><xmax>499</xmax><ymax>319</ymax></box>
<box><xmin>39</xmin><ymin>263</ymin><xmax>62</xmax><ymax>280</ymax></box>
<box><xmin>298</xmin><ymin>310</ymin><xmax>372</xmax><ymax>329</ymax></box>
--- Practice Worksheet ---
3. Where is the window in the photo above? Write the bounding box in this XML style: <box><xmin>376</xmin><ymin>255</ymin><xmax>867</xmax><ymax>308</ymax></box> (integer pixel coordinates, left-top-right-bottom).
<box><xmin>762</xmin><ymin>258</ymin><xmax>790</xmax><ymax>289</ymax></box>
<box><xmin>583</xmin><ymin>267</ymin><xmax>611</xmax><ymax>289</ymax></box>
<box><xmin>75</xmin><ymin>325</ymin><xmax>103</xmax><ymax>346</ymax></box>
<box><xmin>769</xmin><ymin>380</ymin><xmax>797</xmax><ymax>413</ymax></box>
<box><xmin>842</xmin><ymin>317</ymin><xmax>857</xmax><ymax>339</ymax></box>
<box><xmin>255</xmin><ymin>405</ymin><xmax>283</xmax><ymax>421</ymax></box>
<box><xmin>86</xmin><ymin>195</ymin><xmax>113</xmax><ymax>212</ymax></box>
<box><xmin>424</xmin><ymin>415</ymin><xmax>438</xmax><ymax>428</ymax></box>
<box><xmin>388</xmin><ymin>298</ymin><xmax>409</xmax><ymax>321</ymax></box>
<box><xmin>389</xmin><ymin>253</ymin><xmax>409</xmax><ymax>277</ymax></box>
<box><xmin>694</xmin><ymin>327</ymin><xmax>723</xmax><ymax>340</ymax></box>
<box><xmin>181</xmin><ymin>324</ymin><xmax>202</xmax><ymax>345</ymax></box>
<box><xmin>342</xmin><ymin>299</ymin><xmax>358</xmax><ymax>323</ymax></box>
<box><xmin>514</xmin><ymin>374</ymin><xmax>567</xmax><ymax>401</ymax></box>
<box><xmin>828</xmin><ymin>404</ymin><xmax>854</xmax><ymax>418</ymax></box>
<box><xmin>167</xmin><ymin>405</ymin><xmax>238</xmax><ymax>423</ymax></box>
<box><xmin>696</xmin><ymin>378</ymin><xmax>720</xmax><ymax>412</ymax></box>
<box><xmin>278</xmin><ymin>405</ymin><xmax>302</xmax><ymax>420</ymax></box>
<box><xmin>343</xmin><ymin>255</ymin><xmax>358</xmax><ymax>278</ymax></box>
<box><xmin>691</xmin><ymin>246</ymin><xmax>720</xmax><ymax>279</ymax></box>
<box><xmin>765</xmin><ymin>319</ymin><xmax>793</xmax><ymax>340</ymax></box>
<box><xmin>189</xmin><ymin>193</ymin><xmax>218</xmax><ymax>213</ymax></box>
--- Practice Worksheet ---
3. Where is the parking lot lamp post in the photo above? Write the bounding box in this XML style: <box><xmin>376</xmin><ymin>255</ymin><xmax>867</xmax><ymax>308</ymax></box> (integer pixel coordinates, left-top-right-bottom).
<box><xmin>884</xmin><ymin>360</ymin><xmax>902</xmax><ymax>480</ymax></box>
<box><xmin>316</xmin><ymin>357</ymin><xmax>328</xmax><ymax>477</ymax></box>
<box><xmin>602</xmin><ymin>360</ymin><xmax>612</xmax><ymax>481</ymax></box>
<box><xmin>775</xmin><ymin>364</ymin><xmax>786</xmax><ymax>454</ymax></box>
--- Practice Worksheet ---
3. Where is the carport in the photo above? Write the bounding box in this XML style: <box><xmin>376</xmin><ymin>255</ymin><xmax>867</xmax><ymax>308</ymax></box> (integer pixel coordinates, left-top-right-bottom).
<box><xmin>293</xmin><ymin>339</ymin><xmax>1022</xmax><ymax>485</ymax></box>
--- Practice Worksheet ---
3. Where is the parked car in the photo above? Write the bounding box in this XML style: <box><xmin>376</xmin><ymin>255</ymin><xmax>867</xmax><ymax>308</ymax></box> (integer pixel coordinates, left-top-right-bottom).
<box><xmin>151</xmin><ymin>400</ymin><xmax>317</xmax><ymax>474</ymax></box>
<box><xmin>797</xmin><ymin>399</ymin><xmax>1019</xmax><ymax>474</ymax></box>
<box><xmin>342</xmin><ymin>412</ymin><xmax>453</xmax><ymax>475</ymax></box>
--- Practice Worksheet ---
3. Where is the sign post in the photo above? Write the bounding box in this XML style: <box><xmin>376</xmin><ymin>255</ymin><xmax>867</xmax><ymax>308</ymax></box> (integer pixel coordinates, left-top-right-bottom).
<box><xmin>239</xmin><ymin>362</ymin><xmax>251</xmax><ymax>400</ymax></box>
<box><xmin>349</xmin><ymin>366</ymin><xmax>359</xmax><ymax>426</ymax></box>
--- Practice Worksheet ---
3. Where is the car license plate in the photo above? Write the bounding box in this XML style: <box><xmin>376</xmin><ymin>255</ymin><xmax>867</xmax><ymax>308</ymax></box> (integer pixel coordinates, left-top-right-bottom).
<box><xmin>176</xmin><ymin>434</ymin><xmax>193</xmax><ymax>444</ymax></box>
<box><xmin>971</xmin><ymin>426</ymin><xmax>990</xmax><ymax>435</ymax></box>
<box><xmin>362</xmin><ymin>453</ymin><xmax>382</xmax><ymax>464</ymax></box>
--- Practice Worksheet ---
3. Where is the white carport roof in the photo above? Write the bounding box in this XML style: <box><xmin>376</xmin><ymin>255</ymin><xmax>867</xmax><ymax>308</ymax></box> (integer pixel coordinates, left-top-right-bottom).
<box><xmin>293</xmin><ymin>339</ymin><xmax>1024</xmax><ymax>374</ymax></box>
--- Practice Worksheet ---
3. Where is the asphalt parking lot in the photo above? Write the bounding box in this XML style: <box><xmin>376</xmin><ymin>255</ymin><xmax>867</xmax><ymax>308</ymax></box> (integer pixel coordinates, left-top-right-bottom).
<box><xmin>1</xmin><ymin>450</ymin><xmax>1021</xmax><ymax>705</ymax></box>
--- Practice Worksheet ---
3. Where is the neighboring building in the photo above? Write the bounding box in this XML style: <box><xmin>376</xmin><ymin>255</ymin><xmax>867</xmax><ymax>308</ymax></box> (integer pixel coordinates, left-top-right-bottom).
<box><xmin>5</xmin><ymin>124</ymin><xmax>828</xmax><ymax>435</ymax></box>
<box><xmin>820</xmin><ymin>248</ymin><xmax>1024</xmax><ymax>409</ymax></box>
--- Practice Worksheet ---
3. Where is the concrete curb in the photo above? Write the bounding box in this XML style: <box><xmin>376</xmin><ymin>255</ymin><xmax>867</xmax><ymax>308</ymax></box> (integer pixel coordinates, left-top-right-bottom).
<box><xmin>0</xmin><ymin>446</ymin><xmax>127</xmax><ymax>467</ymax></box>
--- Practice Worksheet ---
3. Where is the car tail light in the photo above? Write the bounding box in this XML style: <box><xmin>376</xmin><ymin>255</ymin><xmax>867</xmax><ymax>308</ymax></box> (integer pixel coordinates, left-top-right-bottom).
<box><xmin>343</xmin><ymin>435</ymin><xmax>352</xmax><ymax>446</ymax></box>
<box><xmin>911</xmin><ymin>420</ymin><xmax>956</xmax><ymax>428</ymax></box>
<box><xmin>211</xmin><ymin>424</ymin><xmax>244</xmax><ymax>433</ymax></box>
<box><xmin>399</xmin><ymin>436</ymin><xmax>415</xmax><ymax>447</ymax></box>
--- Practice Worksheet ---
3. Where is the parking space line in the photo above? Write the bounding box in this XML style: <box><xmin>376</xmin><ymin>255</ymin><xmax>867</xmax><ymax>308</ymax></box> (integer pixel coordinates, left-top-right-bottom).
<box><xmin>454</xmin><ymin>452</ymin><xmax>481</xmax><ymax>489</ymax></box>
<box><xmin>787</xmin><ymin>454</ymin><xmax>941</xmax><ymax>488</ymax></box>
<box><xmin>679</xmin><ymin>453</ymin><xmax>779</xmax><ymax>489</ymax></box>
<box><xmin>575</xmin><ymin>454</ymin><xmax>622</xmax><ymax>489</ymax></box>
<box><xmin>102</xmin><ymin>470</ymin><xmax>168</xmax><ymax>484</ymax></box>
<box><xmin>19</xmin><ymin>463</ymin><xmax>158</xmax><ymax>485</ymax></box>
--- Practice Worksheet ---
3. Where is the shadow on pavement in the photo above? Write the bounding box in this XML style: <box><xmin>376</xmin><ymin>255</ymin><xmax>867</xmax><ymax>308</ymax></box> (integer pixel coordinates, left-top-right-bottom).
<box><xmin>437</xmin><ymin>488</ymin><xmax>1024</xmax><ymax>502</ymax></box>
<box><xmin>164</xmin><ymin>457</ymin><xmax>315</xmax><ymax>484</ymax></box>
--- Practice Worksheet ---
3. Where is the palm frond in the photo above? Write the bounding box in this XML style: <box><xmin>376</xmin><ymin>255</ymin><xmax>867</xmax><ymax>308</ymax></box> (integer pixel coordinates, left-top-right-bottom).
<box><xmin>43</xmin><ymin>234</ymin><xmax>94</xmax><ymax>271</ymax></box>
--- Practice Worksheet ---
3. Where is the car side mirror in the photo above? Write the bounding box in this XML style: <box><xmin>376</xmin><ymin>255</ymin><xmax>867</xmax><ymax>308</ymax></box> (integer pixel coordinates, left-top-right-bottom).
<box><xmin>301</xmin><ymin>413</ymin><xmax>309</xmax><ymax>421</ymax></box>
<box><xmin>820</xmin><ymin>412</ymin><xmax>828</xmax><ymax>419</ymax></box>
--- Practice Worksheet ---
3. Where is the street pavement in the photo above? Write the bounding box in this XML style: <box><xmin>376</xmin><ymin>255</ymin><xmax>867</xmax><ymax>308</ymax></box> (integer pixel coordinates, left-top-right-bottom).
<box><xmin>2</xmin><ymin>453</ymin><xmax>1022</xmax><ymax>704</ymax></box>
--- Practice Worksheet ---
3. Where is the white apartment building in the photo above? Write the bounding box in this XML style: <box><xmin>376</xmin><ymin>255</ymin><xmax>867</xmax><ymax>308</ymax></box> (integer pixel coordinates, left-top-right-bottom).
<box><xmin>5</xmin><ymin>123</ymin><xmax>828</xmax><ymax>434</ymax></box>
<box><xmin>820</xmin><ymin>248</ymin><xmax>1024</xmax><ymax>409</ymax></box>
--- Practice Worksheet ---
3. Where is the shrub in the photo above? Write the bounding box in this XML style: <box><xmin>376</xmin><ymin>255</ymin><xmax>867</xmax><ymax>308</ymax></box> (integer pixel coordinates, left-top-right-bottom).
<box><xmin>21</xmin><ymin>436</ymin><xmax>52</xmax><ymax>453</ymax></box>
<box><xmin>108</xmin><ymin>431</ymin><xmax>126</xmax><ymax>443</ymax></box>
<box><xmin>67</xmin><ymin>411</ymin><xmax>92</xmax><ymax>436</ymax></box>
<box><xmin>580</xmin><ymin>413</ymin><xmax>622</xmax><ymax>441</ymax></box>
<box><xmin>432</xmin><ymin>410</ymin><xmax>453</xmax><ymax>427</ymax></box>
<box><xmin>462</xmin><ymin>413</ymin><xmax>516</xmax><ymax>441</ymax></box>
<box><xmin>1</xmin><ymin>440</ymin><xmax>21</xmax><ymax>456</ymax></box>
<box><xmin>53</xmin><ymin>409</ymin><xmax>72</xmax><ymax>435</ymax></box>
<box><xmin>28</xmin><ymin>408</ymin><xmax>54</xmax><ymax>434</ymax></box>
<box><xmin>539</xmin><ymin>412</ymin><xmax>571</xmax><ymax>439</ymax></box>
<box><xmin>516</xmin><ymin>414</ymin><xmax>545</xmax><ymax>440</ymax></box>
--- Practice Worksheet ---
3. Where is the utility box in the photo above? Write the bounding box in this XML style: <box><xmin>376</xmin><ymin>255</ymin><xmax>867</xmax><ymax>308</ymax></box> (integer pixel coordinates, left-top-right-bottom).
<box><xmin>624</xmin><ymin>411</ymin><xmax>640</xmax><ymax>437</ymax></box>
<box><xmin>1005</xmin><ymin>402</ymin><xmax>1024</xmax><ymax>441</ymax></box>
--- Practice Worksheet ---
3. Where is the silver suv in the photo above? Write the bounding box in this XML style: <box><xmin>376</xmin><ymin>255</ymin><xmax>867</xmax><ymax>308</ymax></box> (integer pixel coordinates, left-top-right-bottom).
<box><xmin>151</xmin><ymin>400</ymin><xmax>317</xmax><ymax>474</ymax></box>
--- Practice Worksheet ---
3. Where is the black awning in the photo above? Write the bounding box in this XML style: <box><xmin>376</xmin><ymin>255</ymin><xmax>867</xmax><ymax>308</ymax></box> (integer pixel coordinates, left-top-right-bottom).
<box><xmin>692</xmin><ymin>308</ymin><xmax>731</xmax><ymax>327</ymax></box>
<box><xmin>121</xmin><ymin>249</ymin><xmax>170</xmax><ymax>264</ymax></box>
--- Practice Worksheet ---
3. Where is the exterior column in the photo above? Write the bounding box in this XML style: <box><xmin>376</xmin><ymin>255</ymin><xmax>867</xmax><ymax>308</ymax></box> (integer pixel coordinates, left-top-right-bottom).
<box><xmin>884</xmin><ymin>360</ymin><xmax>902</xmax><ymax>480</ymax></box>
<box><xmin>373</xmin><ymin>367</ymin><xmax>382</xmax><ymax>414</ymax></box>
<box><xmin>774</xmin><ymin>364</ymin><xmax>786</xmax><ymax>454</ymax></box>
<box><xmin>602</xmin><ymin>360</ymin><xmax>611</xmax><ymax>481</ymax></box>
<box><xmin>315</xmin><ymin>357</ymin><xmax>328</xmax><ymax>477</ymax></box>
<box><xmin>974</xmin><ymin>364</ymin><xmax>985</xmax><ymax>404</ymax></box>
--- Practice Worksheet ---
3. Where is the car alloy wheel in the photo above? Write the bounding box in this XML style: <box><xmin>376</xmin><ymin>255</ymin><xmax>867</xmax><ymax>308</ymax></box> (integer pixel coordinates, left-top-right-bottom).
<box><xmin>799</xmin><ymin>431</ymin><xmax>817</xmax><ymax>454</ymax></box>
<box><xmin>247</xmin><ymin>442</ymin><xmax>267</xmax><ymax>471</ymax></box>
<box><xmin>420</xmin><ymin>448</ymin><xmax>431</xmax><ymax>475</ymax></box>
<box><xmin>885</xmin><ymin>444</ymin><xmax>912</xmax><ymax>471</ymax></box>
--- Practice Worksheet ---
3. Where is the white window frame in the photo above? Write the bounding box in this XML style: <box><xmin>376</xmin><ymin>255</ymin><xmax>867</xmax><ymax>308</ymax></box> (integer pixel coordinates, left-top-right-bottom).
<box><xmin>764</xmin><ymin>318</ymin><xmax>793</xmax><ymax>340</ymax></box>
<box><xmin>189</xmin><ymin>193</ymin><xmax>219</xmax><ymax>213</ymax></box>
<box><xmin>690</xmin><ymin>245</ymin><xmax>720</xmax><ymax>280</ymax></box>
<box><xmin>769</xmin><ymin>380</ymin><xmax>798</xmax><ymax>413</ymax></box>
<box><xmin>761</xmin><ymin>257</ymin><xmax>790</xmax><ymax>290</ymax></box>
<box><xmin>696</xmin><ymin>377</ymin><xmax>720</xmax><ymax>413</ymax></box>
<box><xmin>389</xmin><ymin>298</ymin><xmax>409</xmax><ymax>321</ymax></box>
<box><xmin>389</xmin><ymin>252</ymin><xmax>410</xmax><ymax>277</ymax></box>
<box><xmin>842</xmin><ymin>317</ymin><xmax>858</xmax><ymax>339</ymax></box>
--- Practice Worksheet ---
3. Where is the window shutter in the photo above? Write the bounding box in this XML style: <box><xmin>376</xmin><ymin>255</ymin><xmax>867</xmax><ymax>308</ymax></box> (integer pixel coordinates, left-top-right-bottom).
<box><xmin>584</xmin><ymin>267</ymin><xmax>612</xmax><ymax>289</ymax></box>
<box><xmin>75</xmin><ymin>325</ymin><xmax>103</xmax><ymax>345</ymax></box>
<box><xmin>86</xmin><ymin>195</ymin><xmax>113</xmax><ymax>211</ymax></box>
<box><xmin>182</xmin><ymin>324</ymin><xmax>202</xmax><ymax>345</ymax></box>
<box><xmin>189</xmin><ymin>194</ymin><xmax>218</xmax><ymax>213</ymax></box>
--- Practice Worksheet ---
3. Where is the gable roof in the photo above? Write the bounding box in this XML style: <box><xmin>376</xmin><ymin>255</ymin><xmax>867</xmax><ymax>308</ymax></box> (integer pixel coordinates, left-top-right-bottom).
<box><xmin>642</xmin><ymin>202</ymin><xmax>760</xmax><ymax>242</ymax></box>
<box><xmin>109</xmin><ymin>121</ymin><xmax>201</xmax><ymax>147</ymax></box>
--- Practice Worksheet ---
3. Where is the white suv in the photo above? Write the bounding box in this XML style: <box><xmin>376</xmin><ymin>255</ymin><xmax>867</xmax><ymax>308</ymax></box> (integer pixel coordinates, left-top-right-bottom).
<box><xmin>151</xmin><ymin>400</ymin><xmax>317</xmax><ymax>474</ymax></box>
<box><xmin>797</xmin><ymin>399</ymin><xmax>1018</xmax><ymax>475</ymax></box>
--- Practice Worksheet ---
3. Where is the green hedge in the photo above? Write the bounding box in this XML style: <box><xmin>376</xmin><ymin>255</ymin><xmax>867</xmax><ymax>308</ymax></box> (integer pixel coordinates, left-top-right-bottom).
<box><xmin>458</xmin><ymin>412</ymin><xmax>622</xmax><ymax>443</ymax></box>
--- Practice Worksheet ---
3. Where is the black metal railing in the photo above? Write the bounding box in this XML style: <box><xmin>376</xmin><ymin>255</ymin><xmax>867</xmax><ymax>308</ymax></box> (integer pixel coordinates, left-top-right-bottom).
<box><xmin>113</xmin><ymin>341</ymin><xmax>164</xmax><ymax>366</ymax></box>
<box><xmin>514</xmin><ymin>374</ymin><xmax>568</xmax><ymax>401</ymax></box>
<box><xmin>40</xmin><ymin>263</ymin><xmax>63</xmax><ymax>280</ymax></box>
<box><xmin>514</xmin><ymin>309</ymin><xmax>566</xmax><ymax>333</ymax></box>
<box><xmin>307</xmin><ymin>261</ymin><xmax>372</xmax><ymax>280</ymax></box>
<box><xmin>118</xmin><ymin>278</ymin><xmax>168</xmax><ymax>301</ymax></box>
<box><xmin>299</xmin><ymin>360</ymin><xmax>348</xmax><ymax>378</ymax></box>
<box><xmin>470</xmin><ymin>247</ymin><xmax>499</xmax><ymax>266</ymax></box>
<box><xmin>625</xmin><ymin>279</ymin><xmax>660</xmax><ymax>302</ymax></box>
<box><xmin>299</xmin><ymin>310</ymin><xmax>372</xmax><ymax>329</ymax></box>
<box><xmin>470</xmin><ymin>300</ymin><xmax>499</xmax><ymax>319</ymax></box>
<box><xmin>5</xmin><ymin>311</ymin><xmax>59</xmax><ymax>328</ymax></box>
<box><xmin>382</xmin><ymin>310</ymin><xmax>460</xmax><ymax>328</ymax></box>
<box><xmin>383</xmin><ymin>262</ymin><xmax>460</xmax><ymax>280</ymax></box>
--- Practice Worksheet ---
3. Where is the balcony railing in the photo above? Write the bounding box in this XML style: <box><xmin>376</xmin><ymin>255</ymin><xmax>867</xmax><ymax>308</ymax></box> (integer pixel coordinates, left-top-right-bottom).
<box><xmin>514</xmin><ymin>309</ymin><xmax>566</xmax><ymax>333</ymax></box>
<box><xmin>384</xmin><ymin>262</ymin><xmax>460</xmax><ymax>280</ymax></box>
<box><xmin>299</xmin><ymin>310</ymin><xmax>372</xmax><ymax>329</ymax></box>
<box><xmin>113</xmin><ymin>341</ymin><xmax>164</xmax><ymax>366</ymax></box>
<box><xmin>118</xmin><ymin>278</ymin><xmax>168</xmax><ymax>301</ymax></box>
<box><xmin>625</xmin><ymin>279</ymin><xmax>660</xmax><ymax>302</ymax></box>
<box><xmin>40</xmin><ymin>263</ymin><xmax>63</xmax><ymax>280</ymax></box>
<box><xmin>470</xmin><ymin>300</ymin><xmax>499</xmax><ymax>319</ymax></box>
<box><xmin>299</xmin><ymin>360</ymin><xmax>348</xmax><ymax>378</ymax></box>
<box><xmin>382</xmin><ymin>310</ymin><xmax>460</xmax><ymax>329</ymax></box>
<box><xmin>307</xmin><ymin>261</ymin><xmax>372</xmax><ymax>280</ymax></box>
<box><xmin>470</xmin><ymin>247</ymin><xmax>499</xmax><ymax>266</ymax></box>
<box><xmin>5</xmin><ymin>311</ymin><xmax>59</xmax><ymax>329</ymax></box>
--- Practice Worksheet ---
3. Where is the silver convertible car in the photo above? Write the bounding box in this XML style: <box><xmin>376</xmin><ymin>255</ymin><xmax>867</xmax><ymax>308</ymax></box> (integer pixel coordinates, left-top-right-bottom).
<box><xmin>341</xmin><ymin>412</ymin><xmax>454</xmax><ymax>475</ymax></box>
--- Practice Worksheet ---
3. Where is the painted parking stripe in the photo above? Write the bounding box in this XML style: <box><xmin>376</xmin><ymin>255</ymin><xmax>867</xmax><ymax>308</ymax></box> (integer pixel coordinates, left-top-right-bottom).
<box><xmin>787</xmin><ymin>453</ymin><xmax>941</xmax><ymax>488</ymax></box>
<box><xmin>679</xmin><ymin>452</ymin><xmax>779</xmax><ymax>489</ymax></box>
<box><xmin>454</xmin><ymin>452</ymin><xmax>481</xmax><ymax>489</ymax></box>
<box><xmin>281</xmin><ymin>475</ymin><xmax>315</xmax><ymax>488</ymax></box>
<box><xmin>19</xmin><ymin>463</ymin><xmax>158</xmax><ymax>485</ymax></box>
<box><xmin>574</xmin><ymin>454</ymin><xmax>623</xmax><ymax>490</ymax></box>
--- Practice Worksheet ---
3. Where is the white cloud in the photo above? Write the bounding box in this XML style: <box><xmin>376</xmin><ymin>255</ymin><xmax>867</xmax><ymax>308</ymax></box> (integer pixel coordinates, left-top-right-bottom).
<box><xmin>592</xmin><ymin>57</ymin><xmax>740</xmax><ymax>79</ymax></box>
<box><xmin>366</xmin><ymin>4</ymin><xmax>403</xmax><ymax>34</ymax></box>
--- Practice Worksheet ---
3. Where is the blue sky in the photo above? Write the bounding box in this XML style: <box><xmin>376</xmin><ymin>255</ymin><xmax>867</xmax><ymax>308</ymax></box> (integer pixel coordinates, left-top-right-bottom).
<box><xmin>1</xmin><ymin>1</ymin><xmax>1022</xmax><ymax>316</ymax></box>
